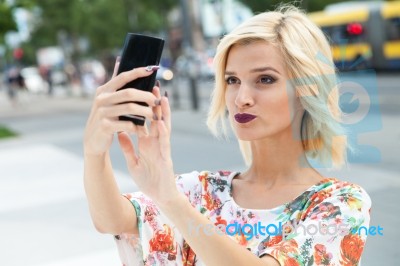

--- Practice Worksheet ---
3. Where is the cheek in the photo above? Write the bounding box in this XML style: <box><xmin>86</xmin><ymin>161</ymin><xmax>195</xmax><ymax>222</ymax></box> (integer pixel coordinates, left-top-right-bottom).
<box><xmin>262</xmin><ymin>86</ymin><xmax>288</xmax><ymax>107</ymax></box>
<box><xmin>224</xmin><ymin>90</ymin><xmax>236</xmax><ymax>111</ymax></box>
<box><xmin>259</xmin><ymin>87</ymin><xmax>293</xmax><ymax>121</ymax></box>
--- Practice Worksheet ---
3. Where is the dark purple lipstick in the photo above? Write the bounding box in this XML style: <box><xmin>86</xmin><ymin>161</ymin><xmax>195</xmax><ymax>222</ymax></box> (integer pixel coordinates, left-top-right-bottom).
<box><xmin>234</xmin><ymin>113</ymin><xmax>257</xmax><ymax>123</ymax></box>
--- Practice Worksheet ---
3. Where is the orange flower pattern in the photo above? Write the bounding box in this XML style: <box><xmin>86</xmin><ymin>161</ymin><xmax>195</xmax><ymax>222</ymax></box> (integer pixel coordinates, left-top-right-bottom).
<box><xmin>115</xmin><ymin>171</ymin><xmax>371</xmax><ymax>265</ymax></box>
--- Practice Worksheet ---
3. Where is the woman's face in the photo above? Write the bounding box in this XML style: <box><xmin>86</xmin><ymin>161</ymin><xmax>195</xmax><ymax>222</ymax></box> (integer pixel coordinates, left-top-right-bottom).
<box><xmin>224</xmin><ymin>41</ymin><xmax>303</xmax><ymax>141</ymax></box>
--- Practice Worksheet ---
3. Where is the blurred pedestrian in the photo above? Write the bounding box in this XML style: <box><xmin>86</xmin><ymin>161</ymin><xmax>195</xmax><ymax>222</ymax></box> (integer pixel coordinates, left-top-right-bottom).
<box><xmin>83</xmin><ymin>4</ymin><xmax>371</xmax><ymax>266</ymax></box>
<box><xmin>39</xmin><ymin>66</ymin><xmax>53</xmax><ymax>96</ymax></box>
<box><xmin>6</xmin><ymin>66</ymin><xmax>26</xmax><ymax>107</ymax></box>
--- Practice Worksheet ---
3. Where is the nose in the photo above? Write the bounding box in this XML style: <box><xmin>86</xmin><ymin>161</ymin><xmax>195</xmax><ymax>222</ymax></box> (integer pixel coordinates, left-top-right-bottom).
<box><xmin>234</xmin><ymin>83</ymin><xmax>254</xmax><ymax>109</ymax></box>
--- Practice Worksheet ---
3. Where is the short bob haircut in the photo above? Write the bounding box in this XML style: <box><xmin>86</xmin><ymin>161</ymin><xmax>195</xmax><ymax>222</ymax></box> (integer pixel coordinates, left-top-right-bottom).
<box><xmin>207</xmin><ymin>5</ymin><xmax>347</xmax><ymax>168</ymax></box>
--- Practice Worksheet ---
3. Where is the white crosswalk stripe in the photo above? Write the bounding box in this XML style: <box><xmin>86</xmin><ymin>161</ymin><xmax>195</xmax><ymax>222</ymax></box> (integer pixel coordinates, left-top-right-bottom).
<box><xmin>0</xmin><ymin>144</ymin><xmax>136</xmax><ymax>265</ymax></box>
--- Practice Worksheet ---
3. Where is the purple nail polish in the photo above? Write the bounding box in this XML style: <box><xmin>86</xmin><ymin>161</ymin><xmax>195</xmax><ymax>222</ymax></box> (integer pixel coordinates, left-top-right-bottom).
<box><xmin>154</xmin><ymin>99</ymin><xmax>161</xmax><ymax>106</ymax></box>
<box><xmin>155</xmin><ymin>80</ymin><xmax>161</xmax><ymax>88</ymax></box>
<box><xmin>164</xmin><ymin>90</ymin><xmax>168</xmax><ymax>98</ymax></box>
<box><xmin>145</xmin><ymin>65</ymin><xmax>160</xmax><ymax>72</ymax></box>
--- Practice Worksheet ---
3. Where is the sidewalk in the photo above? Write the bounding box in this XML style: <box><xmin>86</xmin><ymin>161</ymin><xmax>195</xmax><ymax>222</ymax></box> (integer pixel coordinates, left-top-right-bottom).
<box><xmin>0</xmin><ymin>92</ymin><xmax>128</xmax><ymax>265</ymax></box>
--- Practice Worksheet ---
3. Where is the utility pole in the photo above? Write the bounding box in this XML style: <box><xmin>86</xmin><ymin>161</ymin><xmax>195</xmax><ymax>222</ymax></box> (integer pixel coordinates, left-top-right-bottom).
<box><xmin>180</xmin><ymin>0</ymin><xmax>200</xmax><ymax>111</ymax></box>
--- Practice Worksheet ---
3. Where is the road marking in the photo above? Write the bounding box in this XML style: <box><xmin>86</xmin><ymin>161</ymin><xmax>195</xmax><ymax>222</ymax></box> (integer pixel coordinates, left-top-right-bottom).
<box><xmin>0</xmin><ymin>144</ymin><xmax>136</xmax><ymax>213</ymax></box>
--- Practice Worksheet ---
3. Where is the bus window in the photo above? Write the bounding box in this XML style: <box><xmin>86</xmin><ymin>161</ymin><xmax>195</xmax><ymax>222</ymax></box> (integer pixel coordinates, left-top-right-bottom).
<box><xmin>385</xmin><ymin>17</ymin><xmax>400</xmax><ymax>41</ymax></box>
<box><xmin>331</xmin><ymin>25</ymin><xmax>347</xmax><ymax>44</ymax></box>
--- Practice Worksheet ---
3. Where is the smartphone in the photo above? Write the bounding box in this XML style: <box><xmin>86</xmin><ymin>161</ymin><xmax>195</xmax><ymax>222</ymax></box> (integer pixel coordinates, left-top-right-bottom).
<box><xmin>117</xmin><ymin>33</ymin><xmax>165</xmax><ymax>125</ymax></box>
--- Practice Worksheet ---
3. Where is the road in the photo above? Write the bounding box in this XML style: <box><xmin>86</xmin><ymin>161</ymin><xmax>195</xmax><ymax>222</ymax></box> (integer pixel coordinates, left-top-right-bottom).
<box><xmin>0</xmin><ymin>74</ymin><xmax>399</xmax><ymax>265</ymax></box>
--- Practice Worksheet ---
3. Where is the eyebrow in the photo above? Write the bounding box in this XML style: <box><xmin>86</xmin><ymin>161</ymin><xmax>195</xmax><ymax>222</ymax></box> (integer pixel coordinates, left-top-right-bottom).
<box><xmin>225</xmin><ymin>66</ymin><xmax>281</xmax><ymax>75</ymax></box>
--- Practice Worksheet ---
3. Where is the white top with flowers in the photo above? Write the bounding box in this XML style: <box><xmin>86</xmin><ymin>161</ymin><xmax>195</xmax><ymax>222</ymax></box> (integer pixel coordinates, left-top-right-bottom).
<box><xmin>115</xmin><ymin>170</ymin><xmax>371</xmax><ymax>266</ymax></box>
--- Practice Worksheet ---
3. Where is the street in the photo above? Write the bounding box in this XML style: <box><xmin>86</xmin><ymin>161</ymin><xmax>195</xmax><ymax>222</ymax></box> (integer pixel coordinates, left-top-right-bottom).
<box><xmin>0</xmin><ymin>74</ymin><xmax>399</xmax><ymax>265</ymax></box>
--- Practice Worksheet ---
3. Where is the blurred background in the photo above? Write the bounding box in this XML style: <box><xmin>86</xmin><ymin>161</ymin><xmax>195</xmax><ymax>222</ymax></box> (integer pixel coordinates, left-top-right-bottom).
<box><xmin>0</xmin><ymin>0</ymin><xmax>399</xmax><ymax>265</ymax></box>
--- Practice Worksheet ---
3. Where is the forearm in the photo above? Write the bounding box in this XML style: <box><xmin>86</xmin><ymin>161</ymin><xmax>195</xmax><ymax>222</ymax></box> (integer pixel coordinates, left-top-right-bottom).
<box><xmin>83</xmin><ymin>152</ymin><xmax>136</xmax><ymax>234</ymax></box>
<box><xmin>159</xmin><ymin>194</ymin><xmax>277</xmax><ymax>266</ymax></box>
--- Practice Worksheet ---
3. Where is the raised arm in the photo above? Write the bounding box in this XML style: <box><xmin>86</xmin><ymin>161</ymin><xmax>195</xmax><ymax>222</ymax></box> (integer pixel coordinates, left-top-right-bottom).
<box><xmin>83</xmin><ymin>61</ymin><xmax>159</xmax><ymax>235</ymax></box>
<box><xmin>83</xmin><ymin>152</ymin><xmax>137</xmax><ymax>235</ymax></box>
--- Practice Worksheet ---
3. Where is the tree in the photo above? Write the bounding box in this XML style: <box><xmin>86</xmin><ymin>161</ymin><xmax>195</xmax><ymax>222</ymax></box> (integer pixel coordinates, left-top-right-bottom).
<box><xmin>0</xmin><ymin>0</ymin><xmax>36</xmax><ymax>67</ymax></box>
<box><xmin>29</xmin><ymin>0</ymin><xmax>178</xmax><ymax>61</ymax></box>
<box><xmin>0</xmin><ymin>0</ymin><xmax>35</xmax><ymax>44</ymax></box>
<box><xmin>237</xmin><ymin>0</ymin><xmax>352</xmax><ymax>13</ymax></box>
<box><xmin>0</xmin><ymin>2</ymin><xmax>17</xmax><ymax>44</ymax></box>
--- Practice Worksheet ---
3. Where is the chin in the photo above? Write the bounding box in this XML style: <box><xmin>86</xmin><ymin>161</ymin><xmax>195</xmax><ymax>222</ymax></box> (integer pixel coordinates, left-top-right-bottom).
<box><xmin>234</xmin><ymin>129</ymin><xmax>262</xmax><ymax>141</ymax></box>
<box><xmin>234</xmin><ymin>126</ymin><xmax>283</xmax><ymax>141</ymax></box>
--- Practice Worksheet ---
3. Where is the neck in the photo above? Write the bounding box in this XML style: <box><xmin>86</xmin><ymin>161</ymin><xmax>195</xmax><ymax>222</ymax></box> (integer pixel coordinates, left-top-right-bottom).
<box><xmin>242</xmin><ymin>124</ymin><xmax>317</xmax><ymax>187</ymax></box>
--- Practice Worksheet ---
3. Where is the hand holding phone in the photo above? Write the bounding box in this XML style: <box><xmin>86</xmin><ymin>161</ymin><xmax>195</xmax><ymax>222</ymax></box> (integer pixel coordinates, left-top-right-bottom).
<box><xmin>117</xmin><ymin>33</ymin><xmax>164</xmax><ymax>125</ymax></box>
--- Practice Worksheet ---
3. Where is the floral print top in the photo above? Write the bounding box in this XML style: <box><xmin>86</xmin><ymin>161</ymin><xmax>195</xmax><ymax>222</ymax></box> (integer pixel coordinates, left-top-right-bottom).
<box><xmin>115</xmin><ymin>170</ymin><xmax>371</xmax><ymax>266</ymax></box>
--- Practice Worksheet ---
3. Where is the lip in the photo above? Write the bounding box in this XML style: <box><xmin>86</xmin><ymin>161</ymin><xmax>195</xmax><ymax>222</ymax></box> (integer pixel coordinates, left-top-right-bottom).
<box><xmin>234</xmin><ymin>113</ymin><xmax>257</xmax><ymax>123</ymax></box>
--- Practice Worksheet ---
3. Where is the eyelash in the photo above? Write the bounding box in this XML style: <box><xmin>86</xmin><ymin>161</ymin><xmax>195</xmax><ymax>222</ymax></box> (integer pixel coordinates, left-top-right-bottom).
<box><xmin>225</xmin><ymin>77</ymin><xmax>239</xmax><ymax>84</ymax></box>
<box><xmin>225</xmin><ymin>75</ymin><xmax>277</xmax><ymax>85</ymax></box>
<box><xmin>258</xmin><ymin>76</ymin><xmax>276</xmax><ymax>84</ymax></box>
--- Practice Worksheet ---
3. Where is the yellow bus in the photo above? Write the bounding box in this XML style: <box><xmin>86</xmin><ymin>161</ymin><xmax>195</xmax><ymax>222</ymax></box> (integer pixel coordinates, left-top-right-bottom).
<box><xmin>308</xmin><ymin>1</ymin><xmax>400</xmax><ymax>71</ymax></box>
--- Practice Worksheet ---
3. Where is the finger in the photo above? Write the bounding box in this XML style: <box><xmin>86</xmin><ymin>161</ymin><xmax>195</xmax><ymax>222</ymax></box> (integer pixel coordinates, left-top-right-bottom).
<box><xmin>104</xmin><ymin>66</ymin><xmax>159</xmax><ymax>93</ymax></box>
<box><xmin>148</xmin><ymin>114</ymin><xmax>159</xmax><ymax>138</ymax></box>
<box><xmin>149</xmin><ymin>85</ymin><xmax>162</xmax><ymax>138</ymax></box>
<box><xmin>100</xmin><ymin>88</ymin><xmax>159</xmax><ymax>108</ymax></box>
<box><xmin>160</xmin><ymin>93</ymin><xmax>171</xmax><ymax>133</ymax></box>
<box><xmin>153</xmin><ymin>80</ymin><xmax>162</xmax><ymax>118</ymax></box>
<box><xmin>101</xmin><ymin>102</ymin><xmax>155</xmax><ymax>121</ymax></box>
<box><xmin>112</xmin><ymin>56</ymin><xmax>121</xmax><ymax>78</ymax></box>
<box><xmin>153</xmin><ymin>82</ymin><xmax>162</xmax><ymax>120</ymax></box>
<box><xmin>137</xmin><ymin>122</ymin><xmax>149</xmax><ymax>138</ymax></box>
<box><xmin>117</xmin><ymin>132</ymin><xmax>139</xmax><ymax>167</ymax></box>
<box><xmin>157</xmin><ymin>120</ymin><xmax>171</xmax><ymax>160</ymax></box>
<box><xmin>101</xmin><ymin>119</ymin><xmax>140</xmax><ymax>135</ymax></box>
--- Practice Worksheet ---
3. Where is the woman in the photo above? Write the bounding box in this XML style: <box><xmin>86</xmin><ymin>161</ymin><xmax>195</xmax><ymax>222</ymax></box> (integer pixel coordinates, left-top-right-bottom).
<box><xmin>84</xmin><ymin>5</ymin><xmax>371</xmax><ymax>266</ymax></box>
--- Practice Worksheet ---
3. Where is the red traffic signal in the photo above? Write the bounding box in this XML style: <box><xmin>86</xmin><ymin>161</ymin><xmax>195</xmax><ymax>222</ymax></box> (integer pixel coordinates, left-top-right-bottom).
<box><xmin>13</xmin><ymin>48</ymin><xmax>24</xmax><ymax>60</ymax></box>
<box><xmin>347</xmin><ymin>23</ymin><xmax>363</xmax><ymax>35</ymax></box>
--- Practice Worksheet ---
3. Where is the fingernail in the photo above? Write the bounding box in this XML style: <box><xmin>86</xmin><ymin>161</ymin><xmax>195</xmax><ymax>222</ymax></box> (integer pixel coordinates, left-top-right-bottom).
<box><xmin>145</xmin><ymin>65</ymin><xmax>160</xmax><ymax>72</ymax></box>
<box><xmin>116</xmin><ymin>56</ymin><xmax>121</xmax><ymax>63</ymax></box>
<box><xmin>154</xmin><ymin>99</ymin><xmax>161</xmax><ymax>106</ymax></box>
<box><xmin>164</xmin><ymin>90</ymin><xmax>168</xmax><ymax>98</ymax></box>
<box><xmin>155</xmin><ymin>80</ymin><xmax>161</xmax><ymax>88</ymax></box>
<box><xmin>153</xmin><ymin>113</ymin><xmax>159</xmax><ymax>121</ymax></box>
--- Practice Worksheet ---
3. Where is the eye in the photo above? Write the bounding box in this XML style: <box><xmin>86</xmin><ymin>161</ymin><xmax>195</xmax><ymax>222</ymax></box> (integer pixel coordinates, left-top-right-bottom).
<box><xmin>258</xmin><ymin>75</ymin><xmax>276</xmax><ymax>84</ymax></box>
<box><xmin>225</xmin><ymin>76</ymin><xmax>240</xmax><ymax>85</ymax></box>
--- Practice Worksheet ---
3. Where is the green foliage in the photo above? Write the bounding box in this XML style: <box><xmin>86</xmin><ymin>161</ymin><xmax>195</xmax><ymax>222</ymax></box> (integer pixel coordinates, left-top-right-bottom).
<box><xmin>29</xmin><ymin>0</ymin><xmax>179</xmax><ymax>59</ymax></box>
<box><xmin>0</xmin><ymin>125</ymin><xmax>18</xmax><ymax>139</ymax></box>
<box><xmin>0</xmin><ymin>2</ymin><xmax>17</xmax><ymax>39</ymax></box>
<box><xmin>0</xmin><ymin>0</ymin><xmax>36</xmax><ymax>43</ymax></box>
<box><xmin>0</xmin><ymin>0</ymin><xmax>179</xmax><ymax>64</ymax></box>
<box><xmin>238</xmin><ymin>0</ymin><xmax>353</xmax><ymax>12</ymax></box>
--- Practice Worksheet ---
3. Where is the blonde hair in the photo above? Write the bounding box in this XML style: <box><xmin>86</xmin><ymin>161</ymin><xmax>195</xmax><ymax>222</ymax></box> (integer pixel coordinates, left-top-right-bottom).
<box><xmin>207</xmin><ymin>5</ymin><xmax>347</xmax><ymax>168</ymax></box>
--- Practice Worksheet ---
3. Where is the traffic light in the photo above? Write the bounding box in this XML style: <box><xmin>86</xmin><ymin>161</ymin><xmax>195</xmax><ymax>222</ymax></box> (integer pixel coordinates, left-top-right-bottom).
<box><xmin>347</xmin><ymin>23</ymin><xmax>363</xmax><ymax>35</ymax></box>
<box><xmin>13</xmin><ymin>48</ymin><xmax>24</xmax><ymax>60</ymax></box>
